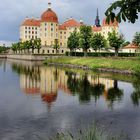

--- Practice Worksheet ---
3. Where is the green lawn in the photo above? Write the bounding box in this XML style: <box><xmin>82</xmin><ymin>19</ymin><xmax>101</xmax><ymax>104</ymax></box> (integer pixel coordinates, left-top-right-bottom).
<box><xmin>45</xmin><ymin>57</ymin><xmax>140</xmax><ymax>73</ymax></box>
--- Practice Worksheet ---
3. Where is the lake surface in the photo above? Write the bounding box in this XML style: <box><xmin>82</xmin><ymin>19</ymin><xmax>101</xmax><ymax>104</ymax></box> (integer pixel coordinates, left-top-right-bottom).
<box><xmin>0</xmin><ymin>59</ymin><xmax>140</xmax><ymax>140</ymax></box>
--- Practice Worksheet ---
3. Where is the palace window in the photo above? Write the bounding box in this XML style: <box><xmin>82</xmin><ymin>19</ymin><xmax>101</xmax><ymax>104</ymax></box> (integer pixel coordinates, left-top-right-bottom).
<box><xmin>45</xmin><ymin>23</ymin><xmax>47</xmax><ymax>26</ymax></box>
<box><xmin>60</xmin><ymin>31</ymin><xmax>62</xmax><ymax>34</ymax></box>
<box><xmin>52</xmin><ymin>50</ymin><xmax>54</xmax><ymax>53</ymax></box>
<box><xmin>51</xmin><ymin>28</ymin><xmax>53</xmax><ymax>31</ymax></box>
<box><xmin>51</xmin><ymin>23</ymin><xmax>53</xmax><ymax>26</ymax></box>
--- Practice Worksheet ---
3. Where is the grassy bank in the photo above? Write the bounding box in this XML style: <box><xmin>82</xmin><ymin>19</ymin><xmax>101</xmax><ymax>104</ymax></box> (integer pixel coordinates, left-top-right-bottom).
<box><xmin>45</xmin><ymin>57</ymin><xmax>140</xmax><ymax>74</ymax></box>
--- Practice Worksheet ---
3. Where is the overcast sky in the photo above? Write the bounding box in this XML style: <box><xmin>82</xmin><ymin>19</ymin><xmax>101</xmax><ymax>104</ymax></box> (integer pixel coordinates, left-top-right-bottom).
<box><xmin>0</xmin><ymin>0</ymin><xmax>139</xmax><ymax>43</ymax></box>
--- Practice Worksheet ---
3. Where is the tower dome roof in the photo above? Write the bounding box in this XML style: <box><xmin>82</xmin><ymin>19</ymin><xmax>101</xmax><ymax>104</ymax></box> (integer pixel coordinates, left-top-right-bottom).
<box><xmin>41</xmin><ymin>3</ymin><xmax>58</xmax><ymax>23</ymax></box>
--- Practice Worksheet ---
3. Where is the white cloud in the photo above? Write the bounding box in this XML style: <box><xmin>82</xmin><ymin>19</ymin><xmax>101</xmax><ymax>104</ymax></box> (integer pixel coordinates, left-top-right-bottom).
<box><xmin>0</xmin><ymin>0</ymin><xmax>139</xmax><ymax>42</ymax></box>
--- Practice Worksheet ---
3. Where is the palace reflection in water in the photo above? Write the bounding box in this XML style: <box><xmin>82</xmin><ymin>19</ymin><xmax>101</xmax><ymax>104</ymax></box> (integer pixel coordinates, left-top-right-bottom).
<box><xmin>12</xmin><ymin>62</ymin><xmax>127</xmax><ymax>109</ymax></box>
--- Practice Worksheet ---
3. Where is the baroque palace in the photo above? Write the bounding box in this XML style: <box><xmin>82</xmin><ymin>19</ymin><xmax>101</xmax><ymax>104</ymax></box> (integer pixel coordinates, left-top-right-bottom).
<box><xmin>20</xmin><ymin>3</ymin><xmax>119</xmax><ymax>54</ymax></box>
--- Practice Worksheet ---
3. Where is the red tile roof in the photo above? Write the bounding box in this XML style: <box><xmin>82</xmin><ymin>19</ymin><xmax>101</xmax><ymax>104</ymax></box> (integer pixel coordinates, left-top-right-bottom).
<box><xmin>61</xmin><ymin>19</ymin><xmax>81</xmax><ymax>27</ymax></box>
<box><xmin>21</xmin><ymin>19</ymin><xmax>40</xmax><ymax>26</ymax></box>
<box><xmin>59</xmin><ymin>25</ymin><xmax>67</xmax><ymax>30</ymax></box>
<box><xmin>102</xmin><ymin>18</ymin><xmax>119</xmax><ymax>27</ymax></box>
<box><xmin>92</xmin><ymin>25</ymin><xmax>102</xmax><ymax>32</ymax></box>
<box><xmin>123</xmin><ymin>44</ymin><xmax>139</xmax><ymax>49</ymax></box>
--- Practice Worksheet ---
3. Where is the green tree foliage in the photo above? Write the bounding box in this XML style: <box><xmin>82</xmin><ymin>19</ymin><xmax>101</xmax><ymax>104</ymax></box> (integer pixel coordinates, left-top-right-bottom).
<box><xmin>122</xmin><ymin>41</ymin><xmax>130</xmax><ymax>48</ymax></box>
<box><xmin>24</xmin><ymin>40</ymin><xmax>30</xmax><ymax>53</ymax></box>
<box><xmin>108</xmin><ymin>30</ymin><xmax>124</xmax><ymax>56</ymax></box>
<box><xmin>11</xmin><ymin>39</ymin><xmax>41</xmax><ymax>54</ymax></box>
<box><xmin>67</xmin><ymin>30</ymin><xmax>79</xmax><ymax>54</ymax></box>
<box><xmin>34</xmin><ymin>39</ymin><xmax>41</xmax><ymax>53</ymax></box>
<box><xmin>29</xmin><ymin>39</ymin><xmax>35</xmax><ymax>54</ymax></box>
<box><xmin>11</xmin><ymin>43</ymin><xmax>18</xmax><ymax>53</ymax></box>
<box><xmin>0</xmin><ymin>46</ymin><xmax>9</xmax><ymax>53</ymax></box>
<box><xmin>90</xmin><ymin>33</ymin><xmax>107</xmax><ymax>52</ymax></box>
<box><xmin>133</xmin><ymin>32</ymin><xmax>140</xmax><ymax>47</ymax></box>
<box><xmin>105</xmin><ymin>0</ymin><xmax>140</xmax><ymax>23</ymax></box>
<box><xmin>79</xmin><ymin>25</ymin><xmax>92</xmax><ymax>56</ymax></box>
<box><xmin>53</xmin><ymin>39</ymin><xmax>60</xmax><ymax>54</ymax></box>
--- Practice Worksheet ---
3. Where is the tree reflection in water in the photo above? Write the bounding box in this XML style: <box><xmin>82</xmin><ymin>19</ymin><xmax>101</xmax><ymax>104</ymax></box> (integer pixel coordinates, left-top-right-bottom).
<box><xmin>107</xmin><ymin>80</ymin><xmax>123</xmax><ymax>109</ymax></box>
<box><xmin>66</xmin><ymin>72</ymin><xmax>105</xmax><ymax>103</ymax></box>
<box><xmin>131</xmin><ymin>77</ymin><xmax>140</xmax><ymax>106</ymax></box>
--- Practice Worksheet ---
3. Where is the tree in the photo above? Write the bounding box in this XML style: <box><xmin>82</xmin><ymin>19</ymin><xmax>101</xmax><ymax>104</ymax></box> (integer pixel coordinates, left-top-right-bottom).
<box><xmin>133</xmin><ymin>32</ymin><xmax>140</xmax><ymax>47</ymax></box>
<box><xmin>105</xmin><ymin>0</ymin><xmax>140</xmax><ymax>23</ymax></box>
<box><xmin>29</xmin><ymin>39</ymin><xmax>35</xmax><ymax>54</ymax></box>
<box><xmin>122</xmin><ymin>41</ymin><xmax>130</xmax><ymax>48</ymax></box>
<box><xmin>90</xmin><ymin>33</ymin><xmax>106</xmax><ymax>52</ymax></box>
<box><xmin>53</xmin><ymin>39</ymin><xmax>60</xmax><ymax>54</ymax></box>
<box><xmin>108</xmin><ymin>30</ymin><xmax>124</xmax><ymax>56</ymax></box>
<box><xmin>67</xmin><ymin>30</ymin><xmax>79</xmax><ymax>55</ymax></box>
<box><xmin>11</xmin><ymin>43</ymin><xmax>18</xmax><ymax>53</ymax></box>
<box><xmin>34</xmin><ymin>39</ymin><xmax>41</xmax><ymax>53</ymax></box>
<box><xmin>24</xmin><ymin>40</ymin><xmax>31</xmax><ymax>53</ymax></box>
<box><xmin>79</xmin><ymin>25</ymin><xmax>92</xmax><ymax>56</ymax></box>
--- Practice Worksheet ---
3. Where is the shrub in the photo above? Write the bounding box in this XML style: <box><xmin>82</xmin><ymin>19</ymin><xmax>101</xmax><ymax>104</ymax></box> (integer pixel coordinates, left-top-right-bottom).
<box><xmin>65</xmin><ymin>52</ymin><xmax>138</xmax><ymax>57</ymax></box>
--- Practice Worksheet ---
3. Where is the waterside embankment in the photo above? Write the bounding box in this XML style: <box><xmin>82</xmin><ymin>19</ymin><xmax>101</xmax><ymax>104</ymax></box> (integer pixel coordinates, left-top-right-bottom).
<box><xmin>45</xmin><ymin>57</ymin><xmax>140</xmax><ymax>75</ymax></box>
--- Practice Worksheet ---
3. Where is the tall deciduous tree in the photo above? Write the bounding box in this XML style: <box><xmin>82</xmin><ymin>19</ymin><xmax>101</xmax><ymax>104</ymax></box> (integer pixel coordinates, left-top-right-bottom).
<box><xmin>67</xmin><ymin>30</ymin><xmax>79</xmax><ymax>55</ymax></box>
<box><xmin>53</xmin><ymin>39</ymin><xmax>60</xmax><ymax>54</ymax></box>
<box><xmin>105</xmin><ymin>0</ymin><xmax>140</xmax><ymax>23</ymax></box>
<box><xmin>11</xmin><ymin>43</ymin><xmax>18</xmax><ymax>53</ymax></box>
<box><xmin>108</xmin><ymin>30</ymin><xmax>124</xmax><ymax>56</ymax></box>
<box><xmin>90</xmin><ymin>33</ymin><xmax>106</xmax><ymax>52</ymax></box>
<box><xmin>133</xmin><ymin>32</ymin><xmax>140</xmax><ymax>47</ymax></box>
<box><xmin>29</xmin><ymin>39</ymin><xmax>35</xmax><ymax>54</ymax></box>
<box><xmin>34</xmin><ymin>39</ymin><xmax>41</xmax><ymax>53</ymax></box>
<box><xmin>79</xmin><ymin>25</ymin><xmax>92</xmax><ymax>56</ymax></box>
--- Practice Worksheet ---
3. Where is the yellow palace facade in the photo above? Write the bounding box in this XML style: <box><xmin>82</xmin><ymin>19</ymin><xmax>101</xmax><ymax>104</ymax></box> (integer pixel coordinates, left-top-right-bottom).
<box><xmin>20</xmin><ymin>3</ymin><xmax>119</xmax><ymax>54</ymax></box>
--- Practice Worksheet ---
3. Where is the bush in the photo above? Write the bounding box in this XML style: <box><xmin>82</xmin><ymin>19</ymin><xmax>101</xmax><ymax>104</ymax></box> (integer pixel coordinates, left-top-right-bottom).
<box><xmin>65</xmin><ymin>52</ymin><xmax>138</xmax><ymax>57</ymax></box>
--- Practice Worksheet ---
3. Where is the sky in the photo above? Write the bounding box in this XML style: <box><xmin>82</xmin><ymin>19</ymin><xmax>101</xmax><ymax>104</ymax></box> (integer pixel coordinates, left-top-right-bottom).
<box><xmin>0</xmin><ymin>0</ymin><xmax>139</xmax><ymax>44</ymax></box>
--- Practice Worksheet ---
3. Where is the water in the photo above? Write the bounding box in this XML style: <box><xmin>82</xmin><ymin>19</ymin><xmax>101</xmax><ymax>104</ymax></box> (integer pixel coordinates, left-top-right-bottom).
<box><xmin>0</xmin><ymin>59</ymin><xmax>140</xmax><ymax>140</ymax></box>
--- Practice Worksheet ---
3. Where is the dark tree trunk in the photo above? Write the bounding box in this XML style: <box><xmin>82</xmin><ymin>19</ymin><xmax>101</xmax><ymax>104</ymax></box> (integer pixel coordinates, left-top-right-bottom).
<box><xmin>115</xmin><ymin>48</ymin><xmax>118</xmax><ymax>57</ymax></box>
<box><xmin>84</xmin><ymin>49</ymin><xmax>87</xmax><ymax>57</ymax></box>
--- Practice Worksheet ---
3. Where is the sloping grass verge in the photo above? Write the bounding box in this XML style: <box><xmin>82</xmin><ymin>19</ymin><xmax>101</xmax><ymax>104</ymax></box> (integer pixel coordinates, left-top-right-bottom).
<box><xmin>44</xmin><ymin>57</ymin><xmax>140</xmax><ymax>74</ymax></box>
